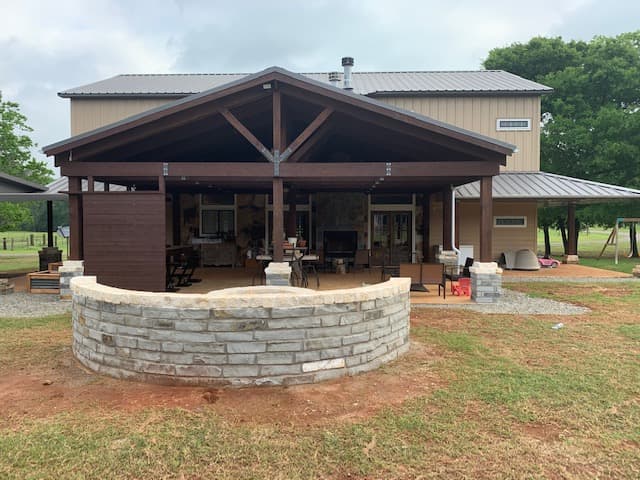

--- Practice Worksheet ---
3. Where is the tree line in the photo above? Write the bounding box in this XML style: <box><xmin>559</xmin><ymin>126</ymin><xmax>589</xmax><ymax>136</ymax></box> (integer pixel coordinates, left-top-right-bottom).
<box><xmin>484</xmin><ymin>31</ymin><xmax>640</xmax><ymax>255</ymax></box>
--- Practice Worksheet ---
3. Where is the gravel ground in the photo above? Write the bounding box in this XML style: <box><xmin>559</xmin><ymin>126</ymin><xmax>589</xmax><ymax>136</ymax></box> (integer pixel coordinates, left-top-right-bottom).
<box><xmin>0</xmin><ymin>293</ymin><xmax>71</xmax><ymax>318</ymax></box>
<box><xmin>503</xmin><ymin>276</ymin><xmax>637</xmax><ymax>284</ymax></box>
<box><xmin>1</xmin><ymin>287</ymin><xmax>590</xmax><ymax>318</ymax></box>
<box><xmin>414</xmin><ymin>288</ymin><xmax>590</xmax><ymax>315</ymax></box>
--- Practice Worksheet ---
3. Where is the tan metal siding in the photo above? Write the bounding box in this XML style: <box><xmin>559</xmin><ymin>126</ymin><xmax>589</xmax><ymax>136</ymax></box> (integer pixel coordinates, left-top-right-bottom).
<box><xmin>378</xmin><ymin>96</ymin><xmax>540</xmax><ymax>172</ymax></box>
<box><xmin>456</xmin><ymin>201</ymin><xmax>538</xmax><ymax>260</ymax></box>
<box><xmin>70</xmin><ymin>98</ymin><xmax>175</xmax><ymax>135</ymax></box>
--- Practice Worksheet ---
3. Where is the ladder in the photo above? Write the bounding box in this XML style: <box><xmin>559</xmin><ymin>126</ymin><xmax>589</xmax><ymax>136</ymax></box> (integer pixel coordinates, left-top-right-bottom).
<box><xmin>597</xmin><ymin>228</ymin><xmax>617</xmax><ymax>259</ymax></box>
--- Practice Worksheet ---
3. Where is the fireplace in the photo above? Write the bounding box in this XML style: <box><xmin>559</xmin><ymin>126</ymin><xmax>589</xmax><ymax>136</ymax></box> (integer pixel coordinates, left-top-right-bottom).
<box><xmin>323</xmin><ymin>231</ymin><xmax>358</xmax><ymax>259</ymax></box>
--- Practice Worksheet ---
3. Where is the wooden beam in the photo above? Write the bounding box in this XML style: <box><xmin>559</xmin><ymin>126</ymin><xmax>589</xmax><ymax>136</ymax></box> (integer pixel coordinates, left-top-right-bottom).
<box><xmin>273</xmin><ymin>86</ymin><xmax>282</xmax><ymax>153</ymax></box>
<box><xmin>442</xmin><ymin>188</ymin><xmax>452</xmax><ymax>250</ymax></box>
<box><xmin>480</xmin><ymin>176</ymin><xmax>493</xmax><ymax>262</ymax></box>
<box><xmin>272</xmin><ymin>178</ymin><xmax>284</xmax><ymax>262</ymax></box>
<box><xmin>47</xmin><ymin>200</ymin><xmax>54</xmax><ymax>248</ymax></box>
<box><xmin>220</xmin><ymin>109</ymin><xmax>273</xmax><ymax>162</ymax></box>
<box><xmin>567</xmin><ymin>203</ymin><xmax>577</xmax><ymax>255</ymax></box>
<box><xmin>68</xmin><ymin>176</ymin><xmax>83</xmax><ymax>260</ymax></box>
<box><xmin>286</xmin><ymin>122</ymin><xmax>332</xmax><ymax>163</ymax></box>
<box><xmin>172</xmin><ymin>193</ymin><xmax>181</xmax><ymax>246</ymax></box>
<box><xmin>87</xmin><ymin>176</ymin><xmax>94</xmax><ymax>193</ymax></box>
<box><xmin>421</xmin><ymin>194</ymin><xmax>430</xmax><ymax>261</ymax></box>
<box><xmin>60</xmin><ymin>161</ymin><xmax>498</xmax><ymax>180</ymax></box>
<box><xmin>280</xmin><ymin>107</ymin><xmax>333</xmax><ymax>162</ymax></box>
<box><xmin>286</xmin><ymin>186</ymin><xmax>297</xmax><ymax>237</ymax></box>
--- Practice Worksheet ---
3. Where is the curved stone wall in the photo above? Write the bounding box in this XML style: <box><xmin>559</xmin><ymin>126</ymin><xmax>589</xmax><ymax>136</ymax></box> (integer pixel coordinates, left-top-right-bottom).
<box><xmin>70</xmin><ymin>276</ymin><xmax>411</xmax><ymax>386</ymax></box>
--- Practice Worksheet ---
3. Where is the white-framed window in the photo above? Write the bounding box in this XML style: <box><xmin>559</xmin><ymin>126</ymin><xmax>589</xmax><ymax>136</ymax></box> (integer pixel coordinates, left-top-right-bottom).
<box><xmin>200</xmin><ymin>194</ymin><xmax>236</xmax><ymax>238</ymax></box>
<box><xmin>494</xmin><ymin>216</ymin><xmax>527</xmax><ymax>228</ymax></box>
<box><xmin>496</xmin><ymin>118</ymin><xmax>531</xmax><ymax>131</ymax></box>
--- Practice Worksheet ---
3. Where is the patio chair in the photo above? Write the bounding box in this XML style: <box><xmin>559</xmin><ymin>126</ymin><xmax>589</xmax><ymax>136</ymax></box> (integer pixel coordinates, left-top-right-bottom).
<box><xmin>352</xmin><ymin>249</ymin><xmax>369</xmax><ymax>272</ymax></box>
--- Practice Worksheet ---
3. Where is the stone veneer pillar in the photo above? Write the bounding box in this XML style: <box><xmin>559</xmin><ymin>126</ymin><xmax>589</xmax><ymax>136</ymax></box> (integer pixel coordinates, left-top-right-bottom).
<box><xmin>265</xmin><ymin>262</ymin><xmax>291</xmax><ymax>286</ymax></box>
<box><xmin>59</xmin><ymin>260</ymin><xmax>84</xmax><ymax>299</ymax></box>
<box><xmin>470</xmin><ymin>262</ymin><xmax>502</xmax><ymax>304</ymax></box>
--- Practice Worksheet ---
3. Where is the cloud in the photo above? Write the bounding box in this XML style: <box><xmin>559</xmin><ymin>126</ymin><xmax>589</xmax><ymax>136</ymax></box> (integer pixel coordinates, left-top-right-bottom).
<box><xmin>0</xmin><ymin>0</ymin><xmax>636</xmax><ymax>176</ymax></box>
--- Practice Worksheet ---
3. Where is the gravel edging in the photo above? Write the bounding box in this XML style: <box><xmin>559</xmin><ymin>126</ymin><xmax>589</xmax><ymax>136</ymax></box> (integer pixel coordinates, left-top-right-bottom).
<box><xmin>413</xmin><ymin>288</ymin><xmax>590</xmax><ymax>315</ymax></box>
<box><xmin>503</xmin><ymin>276</ymin><xmax>636</xmax><ymax>283</ymax></box>
<box><xmin>0</xmin><ymin>293</ymin><xmax>72</xmax><ymax>318</ymax></box>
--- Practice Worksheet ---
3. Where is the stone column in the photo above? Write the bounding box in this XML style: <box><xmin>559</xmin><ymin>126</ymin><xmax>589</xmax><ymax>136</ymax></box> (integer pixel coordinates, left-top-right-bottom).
<box><xmin>470</xmin><ymin>261</ymin><xmax>502</xmax><ymax>304</ymax></box>
<box><xmin>59</xmin><ymin>260</ymin><xmax>84</xmax><ymax>300</ymax></box>
<box><xmin>264</xmin><ymin>262</ymin><xmax>291</xmax><ymax>286</ymax></box>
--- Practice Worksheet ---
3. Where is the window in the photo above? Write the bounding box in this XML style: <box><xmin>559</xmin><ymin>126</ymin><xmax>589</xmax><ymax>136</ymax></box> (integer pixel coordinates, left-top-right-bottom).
<box><xmin>494</xmin><ymin>216</ymin><xmax>527</xmax><ymax>228</ymax></box>
<box><xmin>496</xmin><ymin>118</ymin><xmax>531</xmax><ymax>131</ymax></box>
<box><xmin>200</xmin><ymin>194</ymin><xmax>235</xmax><ymax>237</ymax></box>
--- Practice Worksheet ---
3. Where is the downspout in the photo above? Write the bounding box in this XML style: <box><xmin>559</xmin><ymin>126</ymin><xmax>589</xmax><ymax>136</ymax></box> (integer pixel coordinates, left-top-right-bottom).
<box><xmin>451</xmin><ymin>185</ymin><xmax>460</xmax><ymax>257</ymax></box>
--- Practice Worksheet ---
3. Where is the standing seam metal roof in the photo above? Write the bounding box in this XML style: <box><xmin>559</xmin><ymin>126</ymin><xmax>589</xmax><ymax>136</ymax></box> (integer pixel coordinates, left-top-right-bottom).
<box><xmin>59</xmin><ymin>70</ymin><xmax>552</xmax><ymax>97</ymax></box>
<box><xmin>455</xmin><ymin>172</ymin><xmax>640</xmax><ymax>203</ymax></box>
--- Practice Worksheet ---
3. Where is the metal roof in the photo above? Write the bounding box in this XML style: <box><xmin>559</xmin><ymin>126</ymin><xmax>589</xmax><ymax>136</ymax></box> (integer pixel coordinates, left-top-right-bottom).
<box><xmin>45</xmin><ymin>66</ymin><xmax>517</xmax><ymax>157</ymax></box>
<box><xmin>0</xmin><ymin>171</ymin><xmax>47</xmax><ymax>193</ymax></box>
<box><xmin>59</xmin><ymin>70</ymin><xmax>552</xmax><ymax>98</ymax></box>
<box><xmin>456</xmin><ymin>172</ymin><xmax>640</xmax><ymax>205</ymax></box>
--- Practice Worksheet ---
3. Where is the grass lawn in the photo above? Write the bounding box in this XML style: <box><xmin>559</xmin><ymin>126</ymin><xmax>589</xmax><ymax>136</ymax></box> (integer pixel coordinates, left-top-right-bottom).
<box><xmin>1</xmin><ymin>282</ymin><xmax>639</xmax><ymax>478</ymax></box>
<box><xmin>0</xmin><ymin>231</ymin><xmax>68</xmax><ymax>273</ymax></box>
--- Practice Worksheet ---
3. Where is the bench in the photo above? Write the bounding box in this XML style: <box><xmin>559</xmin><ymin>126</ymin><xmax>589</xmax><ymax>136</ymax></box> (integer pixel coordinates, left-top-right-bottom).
<box><xmin>399</xmin><ymin>263</ymin><xmax>446</xmax><ymax>299</ymax></box>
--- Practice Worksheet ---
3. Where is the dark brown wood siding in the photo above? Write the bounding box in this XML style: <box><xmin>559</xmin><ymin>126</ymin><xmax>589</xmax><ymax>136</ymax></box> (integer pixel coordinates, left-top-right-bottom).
<box><xmin>82</xmin><ymin>193</ymin><xmax>166</xmax><ymax>292</ymax></box>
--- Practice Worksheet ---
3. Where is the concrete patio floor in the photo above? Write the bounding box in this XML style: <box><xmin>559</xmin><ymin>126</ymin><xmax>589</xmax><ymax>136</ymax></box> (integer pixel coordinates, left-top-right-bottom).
<box><xmin>8</xmin><ymin>262</ymin><xmax>633</xmax><ymax>306</ymax></box>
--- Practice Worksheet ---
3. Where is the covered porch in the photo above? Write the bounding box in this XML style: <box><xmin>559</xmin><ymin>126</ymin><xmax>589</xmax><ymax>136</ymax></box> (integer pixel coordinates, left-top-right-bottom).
<box><xmin>44</xmin><ymin>67</ymin><xmax>514</xmax><ymax>292</ymax></box>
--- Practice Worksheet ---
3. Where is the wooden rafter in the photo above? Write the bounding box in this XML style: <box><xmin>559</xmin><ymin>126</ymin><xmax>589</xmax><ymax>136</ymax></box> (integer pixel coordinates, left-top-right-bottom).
<box><xmin>220</xmin><ymin>109</ymin><xmax>273</xmax><ymax>162</ymax></box>
<box><xmin>286</xmin><ymin>122</ymin><xmax>332</xmax><ymax>163</ymax></box>
<box><xmin>280</xmin><ymin>107</ymin><xmax>333</xmax><ymax>162</ymax></box>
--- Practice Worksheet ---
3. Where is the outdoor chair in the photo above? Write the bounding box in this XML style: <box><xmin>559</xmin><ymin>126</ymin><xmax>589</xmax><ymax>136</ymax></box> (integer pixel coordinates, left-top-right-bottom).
<box><xmin>446</xmin><ymin>257</ymin><xmax>474</xmax><ymax>293</ymax></box>
<box><xmin>352</xmin><ymin>249</ymin><xmax>369</xmax><ymax>271</ymax></box>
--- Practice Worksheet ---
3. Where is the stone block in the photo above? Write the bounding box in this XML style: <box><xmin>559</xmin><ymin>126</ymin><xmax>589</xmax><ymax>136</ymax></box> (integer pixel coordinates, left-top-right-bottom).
<box><xmin>183</xmin><ymin>343</ymin><xmax>225</xmax><ymax>354</ymax></box>
<box><xmin>174</xmin><ymin>320</ymin><xmax>207</xmax><ymax>332</ymax></box>
<box><xmin>227</xmin><ymin>353</ymin><xmax>256</xmax><ymax>364</ymax></box>
<box><xmin>270</xmin><ymin>306</ymin><xmax>315</xmax><ymax>319</ymax></box>
<box><xmin>302</xmin><ymin>358</ymin><xmax>346</xmax><ymax>373</ymax></box>
<box><xmin>137</xmin><ymin>339</ymin><xmax>161</xmax><ymax>351</ymax></box>
<box><xmin>178</xmin><ymin>309</ymin><xmax>211</xmax><ymax>320</ymax></box>
<box><xmin>176</xmin><ymin>365</ymin><xmax>223</xmax><ymax>377</ymax></box>
<box><xmin>216</xmin><ymin>331</ymin><xmax>255</xmax><ymax>342</ymax></box>
<box><xmin>320</xmin><ymin>346</ymin><xmax>352</xmax><ymax>360</ymax></box>
<box><xmin>268</xmin><ymin>317</ymin><xmax>321</xmax><ymax>329</ymax></box>
<box><xmin>313</xmin><ymin>303</ymin><xmax>357</xmax><ymax>315</ymax></box>
<box><xmin>161</xmin><ymin>342</ymin><xmax>184</xmax><ymax>353</ymax></box>
<box><xmin>261</xmin><ymin>364</ymin><xmax>302</xmax><ymax>376</ymax></box>
<box><xmin>255</xmin><ymin>352</ymin><xmax>295</xmax><ymax>365</ymax></box>
<box><xmin>223</xmin><ymin>365</ymin><xmax>260</xmax><ymax>377</ymax></box>
<box><xmin>267</xmin><ymin>341</ymin><xmax>303</xmax><ymax>352</ymax></box>
<box><xmin>254</xmin><ymin>329</ymin><xmax>305</xmax><ymax>341</ymax></box>
<box><xmin>305</xmin><ymin>337</ymin><xmax>342</xmax><ymax>350</ymax></box>
<box><xmin>342</xmin><ymin>332</ymin><xmax>370</xmax><ymax>345</ymax></box>
<box><xmin>227</xmin><ymin>342</ymin><xmax>267</xmax><ymax>354</ymax></box>
<box><xmin>213</xmin><ymin>307</ymin><xmax>270</xmax><ymax>319</ymax></box>
<box><xmin>306</xmin><ymin>325</ymin><xmax>351</xmax><ymax>339</ymax></box>
<box><xmin>295</xmin><ymin>351</ymin><xmax>321</xmax><ymax>363</ymax></box>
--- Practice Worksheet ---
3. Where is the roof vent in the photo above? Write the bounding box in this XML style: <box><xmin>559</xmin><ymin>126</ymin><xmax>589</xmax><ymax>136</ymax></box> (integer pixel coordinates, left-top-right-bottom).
<box><xmin>341</xmin><ymin>57</ymin><xmax>354</xmax><ymax>90</ymax></box>
<box><xmin>328</xmin><ymin>71</ymin><xmax>341</xmax><ymax>87</ymax></box>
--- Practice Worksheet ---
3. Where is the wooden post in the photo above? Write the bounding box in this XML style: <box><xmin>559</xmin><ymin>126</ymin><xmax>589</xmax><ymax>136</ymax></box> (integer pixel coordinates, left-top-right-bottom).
<box><xmin>68</xmin><ymin>176</ymin><xmax>83</xmax><ymax>260</ymax></box>
<box><xmin>272</xmin><ymin>84</ymin><xmax>285</xmax><ymax>262</ymax></box>
<box><xmin>272</xmin><ymin>178</ymin><xmax>284</xmax><ymax>262</ymax></box>
<box><xmin>286</xmin><ymin>187</ymin><xmax>297</xmax><ymax>238</ymax></box>
<box><xmin>480</xmin><ymin>176</ymin><xmax>493</xmax><ymax>262</ymax></box>
<box><xmin>567</xmin><ymin>203</ymin><xmax>577</xmax><ymax>255</ymax></box>
<box><xmin>46</xmin><ymin>200</ymin><xmax>54</xmax><ymax>247</ymax></box>
<box><xmin>442</xmin><ymin>188</ymin><xmax>452</xmax><ymax>250</ymax></box>
<box><xmin>172</xmin><ymin>193</ymin><xmax>181</xmax><ymax>246</ymax></box>
<box><xmin>421</xmin><ymin>194</ymin><xmax>430</xmax><ymax>261</ymax></box>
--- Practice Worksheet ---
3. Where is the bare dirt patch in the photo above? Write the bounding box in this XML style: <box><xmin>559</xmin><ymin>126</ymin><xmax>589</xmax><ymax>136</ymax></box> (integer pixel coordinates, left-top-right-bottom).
<box><xmin>0</xmin><ymin>341</ymin><xmax>444</xmax><ymax>428</ymax></box>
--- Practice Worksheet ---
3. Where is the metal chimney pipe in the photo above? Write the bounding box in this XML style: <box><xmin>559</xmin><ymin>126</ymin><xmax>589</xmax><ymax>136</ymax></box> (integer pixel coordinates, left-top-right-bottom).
<box><xmin>328</xmin><ymin>71</ymin><xmax>340</xmax><ymax>87</ymax></box>
<box><xmin>342</xmin><ymin>57</ymin><xmax>354</xmax><ymax>90</ymax></box>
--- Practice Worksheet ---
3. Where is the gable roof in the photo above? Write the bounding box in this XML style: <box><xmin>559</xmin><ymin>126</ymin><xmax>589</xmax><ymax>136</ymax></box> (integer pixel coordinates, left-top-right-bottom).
<box><xmin>44</xmin><ymin>66</ymin><xmax>516</xmax><ymax>158</ymax></box>
<box><xmin>59</xmin><ymin>70</ymin><xmax>552</xmax><ymax>98</ymax></box>
<box><xmin>456</xmin><ymin>172</ymin><xmax>640</xmax><ymax>205</ymax></box>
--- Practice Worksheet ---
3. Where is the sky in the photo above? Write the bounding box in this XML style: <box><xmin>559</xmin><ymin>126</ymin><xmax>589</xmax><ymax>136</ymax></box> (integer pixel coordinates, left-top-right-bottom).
<box><xmin>1</xmin><ymin>0</ymin><xmax>639</xmax><ymax>178</ymax></box>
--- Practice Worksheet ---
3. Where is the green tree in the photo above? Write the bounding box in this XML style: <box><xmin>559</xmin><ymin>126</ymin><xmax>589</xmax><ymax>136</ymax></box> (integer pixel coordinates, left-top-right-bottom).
<box><xmin>484</xmin><ymin>32</ymin><xmax>640</xmax><ymax>255</ymax></box>
<box><xmin>0</xmin><ymin>92</ymin><xmax>54</xmax><ymax>231</ymax></box>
